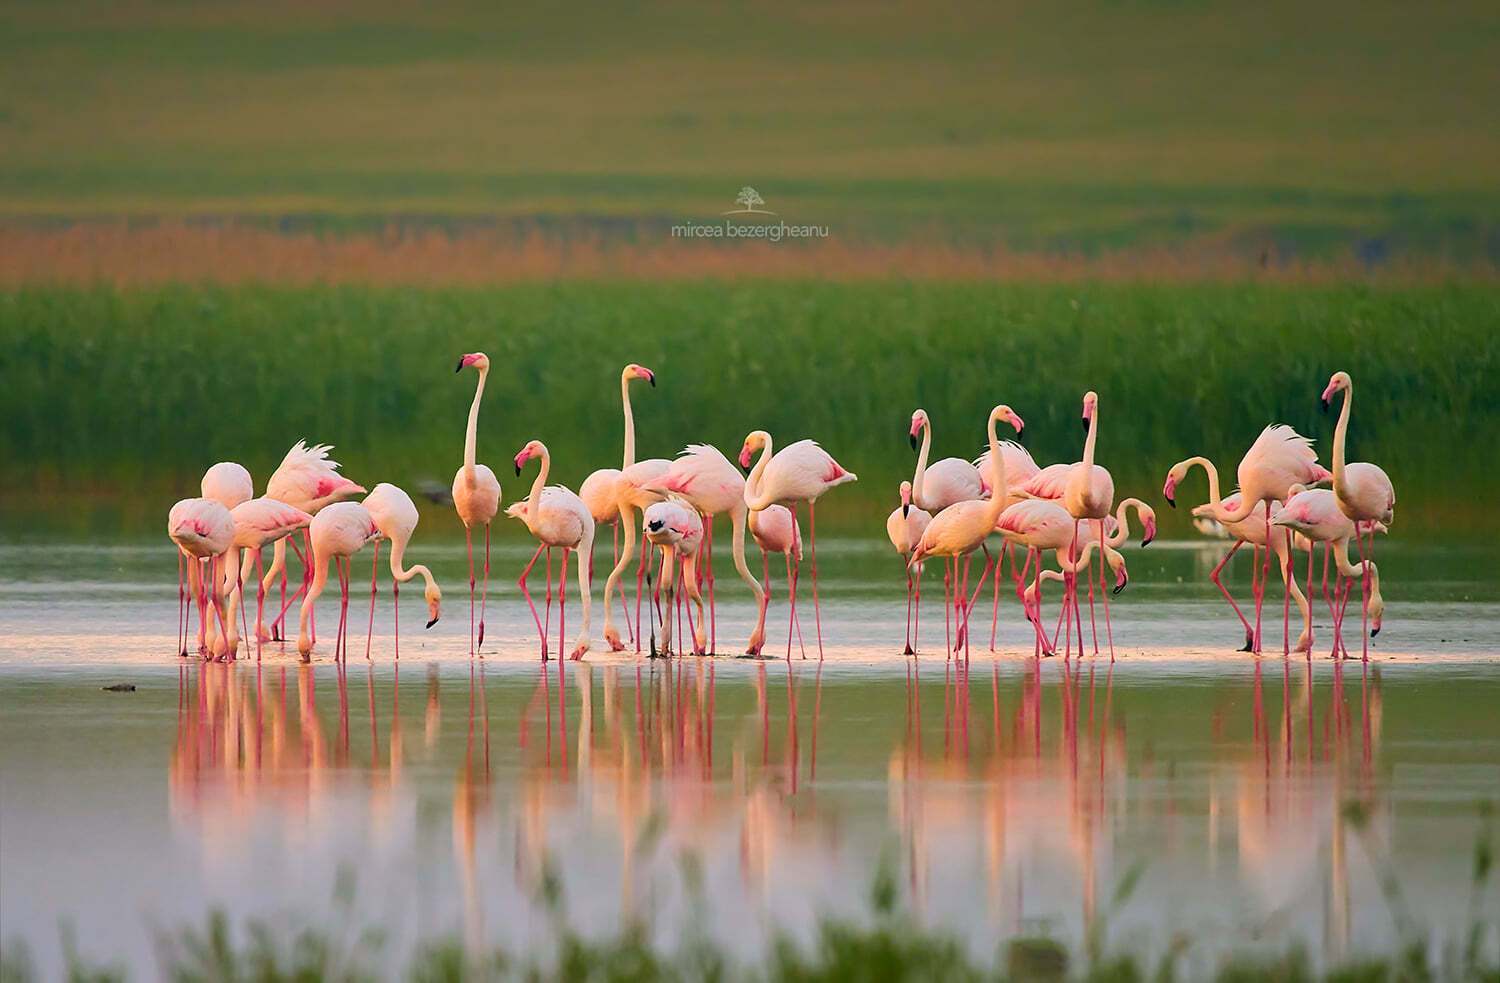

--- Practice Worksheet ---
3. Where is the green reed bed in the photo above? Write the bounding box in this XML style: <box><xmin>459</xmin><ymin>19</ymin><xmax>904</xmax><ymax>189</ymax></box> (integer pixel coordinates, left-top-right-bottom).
<box><xmin>2</xmin><ymin>282</ymin><xmax>1495</xmax><ymax>538</ymax></box>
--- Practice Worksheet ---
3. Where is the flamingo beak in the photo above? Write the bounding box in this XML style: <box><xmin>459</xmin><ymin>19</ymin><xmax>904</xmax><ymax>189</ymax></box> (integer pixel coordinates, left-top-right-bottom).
<box><xmin>1113</xmin><ymin>570</ymin><xmax>1128</xmax><ymax>595</ymax></box>
<box><xmin>1321</xmin><ymin>397</ymin><xmax>1329</xmax><ymax>413</ymax></box>
<box><xmin>454</xmin><ymin>358</ymin><xmax>464</xmax><ymax>373</ymax></box>
<box><xmin>1142</xmin><ymin>521</ymin><xmax>1156</xmax><ymax>547</ymax></box>
<box><xmin>908</xmin><ymin>432</ymin><xmax>918</xmax><ymax>450</ymax></box>
<box><xmin>902</xmin><ymin>503</ymin><xmax>910</xmax><ymax>518</ymax></box>
<box><xmin>647</xmin><ymin>370</ymin><xmax>656</xmax><ymax>387</ymax></box>
<box><xmin>1163</xmin><ymin>477</ymin><xmax>1177</xmax><ymax>508</ymax></box>
<box><xmin>425</xmin><ymin>617</ymin><xmax>438</xmax><ymax>629</ymax></box>
<box><xmin>1080</xmin><ymin>416</ymin><xmax>1089</xmax><ymax>432</ymax></box>
<box><xmin>738</xmin><ymin>448</ymin><xmax>752</xmax><ymax>469</ymax></box>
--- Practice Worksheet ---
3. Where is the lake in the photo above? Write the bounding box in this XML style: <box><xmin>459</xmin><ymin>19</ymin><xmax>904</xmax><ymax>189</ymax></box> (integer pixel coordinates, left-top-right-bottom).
<box><xmin>1</xmin><ymin>537</ymin><xmax>1497</xmax><ymax>977</ymax></box>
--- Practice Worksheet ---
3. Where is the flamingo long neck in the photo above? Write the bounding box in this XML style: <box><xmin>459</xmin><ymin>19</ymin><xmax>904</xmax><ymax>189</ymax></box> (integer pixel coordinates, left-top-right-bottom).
<box><xmin>621</xmin><ymin>372</ymin><xmax>637</xmax><ymax>469</ymax></box>
<box><xmin>298</xmin><ymin>547</ymin><xmax>331</xmax><ymax>643</ymax></box>
<box><xmin>744</xmin><ymin>433</ymin><xmax>775</xmax><ymax>510</ymax></box>
<box><xmin>1331</xmin><ymin>381</ymin><xmax>1352</xmax><ymax>496</ymax></box>
<box><xmin>911</xmin><ymin>418</ymin><xmax>933</xmax><ymax>505</ymax></box>
<box><xmin>1081</xmin><ymin>405</ymin><xmax>1099</xmax><ymax>469</ymax></box>
<box><xmin>982</xmin><ymin>413</ymin><xmax>1008</xmax><ymax>527</ymax></box>
<box><xmin>462</xmin><ymin>367</ymin><xmax>488</xmax><ymax>486</ymax></box>
<box><xmin>525</xmin><ymin>448</ymin><xmax>550</xmax><ymax>535</ymax></box>
<box><xmin>729</xmin><ymin>504</ymin><xmax>764</xmax><ymax>602</ymax></box>
<box><xmin>1105</xmin><ymin>499</ymin><xmax>1141</xmax><ymax>548</ymax></box>
<box><xmin>388</xmin><ymin>533</ymin><xmax>438</xmax><ymax>595</ymax></box>
<box><xmin>1184</xmin><ymin>456</ymin><xmax>1255</xmax><ymax>523</ymax></box>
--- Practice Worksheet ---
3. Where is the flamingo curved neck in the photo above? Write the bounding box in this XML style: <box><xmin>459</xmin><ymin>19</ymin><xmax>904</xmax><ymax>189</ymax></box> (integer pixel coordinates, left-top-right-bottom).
<box><xmin>1081</xmin><ymin>406</ymin><xmax>1099</xmax><ymax>470</ymax></box>
<box><xmin>1185</xmin><ymin>456</ymin><xmax>1255</xmax><ymax>523</ymax></box>
<box><xmin>1106</xmin><ymin>499</ymin><xmax>1141</xmax><ymax>548</ymax></box>
<box><xmin>524</xmin><ymin>449</ymin><xmax>550</xmax><ymax>534</ymax></box>
<box><xmin>621</xmin><ymin>373</ymin><xmax>637</xmax><ymax>469</ymax></box>
<box><xmin>388</xmin><ymin>535</ymin><xmax>438</xmax><ymax>594</ymax></box>
<box><xmin>1331</xmin><ymin>381</ymin><xmax>1352</xmax><ymax>497</ymax></box>
<box><xmin>744</xmin><ymin>433</ymin><xmax>775</xmax><ymax>510</ymax></box>
<box><xmin>728</xmin><ymin>504</ymin><xmax>764</xmax><ymax>601</ymax></box>
<box><xmin>911</xmin><ymin>418</ymin><xmax>932</xmax><ymax>505</ymax></box>
<box><xmin>298</xmin><ymin>548</ymin><xmax>331</xmax><ymax>642</ymax></box>
<box><xmin>462</xmin><ymin>367</ymin><xmax>488</xmax><ymax>486</ymax></box>
<box><xmin>982</xmin><ymin>413</ymin><xmax>1008</xmax><ymax>527</ymax></box>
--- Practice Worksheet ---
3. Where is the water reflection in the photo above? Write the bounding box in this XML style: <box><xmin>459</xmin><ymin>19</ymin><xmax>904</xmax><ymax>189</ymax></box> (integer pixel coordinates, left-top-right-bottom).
<box><xmin>159</xmin><ymin>654</ymin><xmax>1417</xmax><ymax>962</ymax></box>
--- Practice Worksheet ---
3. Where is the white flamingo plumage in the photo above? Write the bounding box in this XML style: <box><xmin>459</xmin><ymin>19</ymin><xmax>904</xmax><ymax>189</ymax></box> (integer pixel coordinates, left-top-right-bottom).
<box><xmin>201</xmin><ymin>462</ymin><xmax>253</xmax><ymax>510</ymax></box>
<box><xmin>513</xmin><ymin>440</ymin><xmax>594</xmax><ymax>661</ymax></box>
<box><xmin>168</xmin><ymin>497</ymin><xmax>235</xmax><ymax>660</ymax></box>
<box><xmin>909</xmin><ymin>409</ymin><xmax>984</xmax><ymax>512</ymax></box>
<box><xmin>1273</xmin><ymin>486</ymin><xmax>1385</xmax><ymax>658</ymax></box>
<box><xmin>643</xmin><ymin>498</ymin><xmax>706</xmax><ymax>655</ymax></box>
<box><xmin>227</xmin><ymin>497</ymin><xmax>311</xmax><ymax>654</ymax></box>
<box><xmin>297</xmin><ymin>501</ymin><xmax>380</xmax><ymax>660</ymax></box>
<box><xmin>453</xmin><ymin>352</ymin><xmax>503</xmax><ymax>655</ymax></box>
<box><xmin>886</xmin><ymin>480</ymin><xmax>931</xmax><ymax>655</ymax></box>
<box><xmin>363</xmin><ymin>482</ymin><xmax>442</xmax><ymax>660</ymax></box>
<box><xmin>741</xmin><ymin>431</ymin><xmax>858</xmax><ymax>659</ymax></box>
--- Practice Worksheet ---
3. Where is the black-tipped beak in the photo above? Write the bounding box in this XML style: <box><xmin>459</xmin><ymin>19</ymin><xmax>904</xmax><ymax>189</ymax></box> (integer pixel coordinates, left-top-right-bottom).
<box><xmin>1371</xmin><ymin>626</ymin><xmax>1380</xmax><ymax>637</ymax></box>
<box><xmin>1321</xmin><ymin>398</ymin><xmax>1330</xmax><ymax>413</ymax></box>
<box><xmin>1165</xmin><ymin>496</ymin><xmax>1176</xmax><ymax>509</ymax></box>
<box><xmin>1080</xmin><ymin>417</ymin><xmax>1089</xmax><ymax>432</ymax></box>
<box><xmin>425</xmin><ymin>617</ymin><xmax>438</xmax><ymax>629</ymax></box>
<box><xmin>1015</xmin><ymin>425</ymin><xmax>1024</xmax><ymax>443</ymax></box>
<box><xmin>1113</xmin><ymin>579</ymin><xmax>1127</xmax><ymax>596</ymax></box>
<box><xmin>901</xmin><ymin>503</ymin><xmax>910</xmax><ymax>518</ymax></box>
<box><xmin>454</xmin><ymin>358</ymin><xmax>464</xmax><ymax>373</ymax></box>
<box><xmin>514</xmin><ymin>463</ymin><xmax>522</xmax><ymax>476</ymax></box>
<box><xmin>908</xmin><ymin>433</ymin><xmax>917</xmax><ymax>450</ymax></box>
<box><xmin>648</xmin><ymin>375</ymin><xmax>656</xmax><ymax>388</ymax></box>
<box><xmin>1142</xmin><ymin>535</ymin><xmax>1154</xmax><ymax>547</ymax></box>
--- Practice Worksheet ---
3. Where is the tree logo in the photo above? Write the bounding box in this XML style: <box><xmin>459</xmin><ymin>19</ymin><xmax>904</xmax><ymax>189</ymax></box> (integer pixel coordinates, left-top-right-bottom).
<box><xmin>723</xmin><ymin>186</ymin><xmax>777</xmax><ymax>216</ymax></box>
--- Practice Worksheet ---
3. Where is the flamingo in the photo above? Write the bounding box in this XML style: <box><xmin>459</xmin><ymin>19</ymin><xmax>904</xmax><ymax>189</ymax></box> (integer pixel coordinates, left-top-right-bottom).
<box><xmin>974</xmin><ymin>435</ymin><xmax>1042</xmax><ymax>648</ymax></box>
<box><xmin>226</xmin><ymin>498</ymin><xmax>311</xmax><ymax>657</ymax></box>
<box><xmin>886</xmin><ymin>481</ymin><xmax>932</xmax><ymax>655</ymax></box>
<box><xmin>168</xmin><ymin>498</ymin><xmax>234</xmax><ymax>660</ymax></box>
<box><xmin>363</xmin><ymin>483</ymin><xmax>443</xmax><ymax>660</ymax></box>
<box><xmin>297</xmin><ymin>502</ymin><xmax>380</xmax><ymax>660</ymax></box>
<box><xmin>995</xmin><ymin>498</ymin><xmax>1125</xmax><ymax>657</ymax></box>
<box><xmin>642</xmin><ymin>499</ymin><xmax>707</xmax><ymax>656</ymax></box>
<box><xmin>740</xmin><ymin>431</ymin><xmax>858</xmax><ymax>660</ymax></box>
<box><xmin>1322</xmin><ymin>371</ymin><xmax>1395</xmax><ymax>661</ymax></box>
<box><xmin>201</xmin><ymin>462</ymin><xmax>253</xmax><ymax>509</ymax></box>
<box><xmin>513</xmin><ymin>440</ymin><xmax>594</xmax><ymax>661</ymax></box>
<box><xmin>909</xmin><ymin>409</ymin><xmax>984</xmax><ymax>511</ymax></box>
<box><xmin>907</xmin><ymin>405</ymin><xmax>1025</xmax><ymax>661</ymax></box>
<box><xmin>1018</xmin><ymin>541</ymin><xmax>1127</xmax><ymax>649</ymax></box>
<box><xmin>453</xmin><ymin>352</ymin><xmax>503</xmax><ymax>655</ymax></box>
<box><xmin>1273</xmin><ymin>487</ymin><xmax>1386</xmax><ymax>658</ymax></box>
<box><xmin>641</xmin><ymin>443</ymin><xmax>769</xmax><ymax>654</ymax></box>
<box><xmin>750</xmin><ymin>504</ymin><xmax>804</xmax><ymax>658</ymax></box>
<box><xmin>262</xmin><ymin>440</ymin><xmax>366</xmax><ymax>642</ymax></box>
<box><xmin>1162</xmin><ymin>424</ymin><xmax>1329</xmax><ymax>651</ymax></box>
<box><xmin>600</xmin><ymin>364</ymin><xmax>668</xmax><ymax>652</ymax></box>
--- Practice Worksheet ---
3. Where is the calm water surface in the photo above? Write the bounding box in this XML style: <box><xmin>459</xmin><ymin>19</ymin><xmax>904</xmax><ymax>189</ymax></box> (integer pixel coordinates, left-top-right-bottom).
<box><xmin>1</xmin><ymin>538</ymin><xmax>1497</xmax><ymax>976</ymax></box>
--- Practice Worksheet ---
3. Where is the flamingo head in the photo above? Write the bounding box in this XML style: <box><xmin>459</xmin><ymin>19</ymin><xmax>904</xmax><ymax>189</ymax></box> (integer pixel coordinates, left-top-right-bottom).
<box><xmin>424</xmin><ymin>582</ymin><xmax>443</xmax><ymax>629</ymax></box>
<box><xmin>1111</xmin><ymin>557</ymin><xmax>1129</xmax><ymax>594</ymax></box>
<box><xmin>1270</xmin><ymin>500</ymin><xmax>1313</xmax><ymax>532</ymax></box>
<box><xmin>992</xmin><ymin>404</ymin><xmax>1024</xmax><ymax>438</ymax></box>
<box><xmin>172</xmin><ymin>519</ymin><xmax>211</xmax><ymax>540</ymax></box>
<box><xmin>1321</xmin><ymin>370</ymin><xmax>1351</xmax><ymax>410</ymax></box>
<box><xmin>625</xmin><ymin>363</ymin><xmax>656</xmax><ymax>387</ymax></box>
<box><xmin>1309</xmin><ymin>464</ymin><xmax>1333</xmax><ymax>484</ymax></box>
<box><xmin>899</xmin><ymin>479</ymin><xmax>912</xmax><ymax>518</ymax></box>
<box><xmin>1080</xmin><ymin>391</ymin><xmax>1098</xmax><ymax>432</ymax></box>
<box><xmin>513</xmin><ymin>440</ymin><xmax>545</xmax><ymax>475</ymax></box>
<box><xmin>1370</xmin><ymin>588</ymin><xmax>1384</xmax><ymax>636</ymax></box>
<box><xmin>455</xmin><ymin>352</ymin><xmax>489</xmax><ymax>373</ymax></box>
<box><xmin>908</xmin><ymin>409</ymin><xmax>929</xmax><ymax>449</ymax></box>
<box><xmin>738</xmin><ymin>431</ymin><xmax>768</xmax><ymax>470</ymax></box>
<box><xmin>1162</xmin><ymin>465</ymin><xmax>1182</xmax><ymax>507</ymax></box>
<box><xmin>1140</xmin><ymin>507</ymin><xmax>1158</xmax><ymax>547</ymax></box>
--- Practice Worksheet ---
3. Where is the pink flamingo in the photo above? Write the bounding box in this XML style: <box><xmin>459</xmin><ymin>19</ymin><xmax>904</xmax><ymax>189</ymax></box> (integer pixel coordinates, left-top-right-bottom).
<box><xmin>1273</xmin><ymin>487</ymin><xmax>1385</xmax><ymax>658</ymax></box>
<box><xmin>909</xmin><ymin>409</ymin><xmax>984</xmax><ymax>511</ymax></box>
<box><xmin>1162</xmin><ymin>424</ymin><xmax>1329</xmax><ymax>651</ymax></box>
<box><xmin>514</xmin><ymin>440</ymin><xmax>595</xmax><ymax>661</ymax></box>
<box><xmin>974</xmin><ymin>435</ymin><xmax>1042</xmax><ymax>647</ymax></box>
<box><xmin>886</xmin><ymin>481</ymin><xmax>932</xmax><ymax>655</ymax></box>
<box><xmin>179</xmin><ymin>462</ymin><xmax>252</xmax><ymax>653</ymax></box>
<box><xmin>907</xmin><ymin>405</ymin><xmax>1025</xmax><ymax>661</ymax></box>
<box><xmin>643</xmin><ymin>499</ymin><xmax>707</xmax><ymax>656</ymax></box>
<box><xmin>168</xmin><ymin>498</ymin><xmax>234</xmax><ymax>660</ymax></box>
<box><xmin>363</xmin><ymin>483</ymin><xmax>443</xmax><ymax>660</ymax></box>
<box><xmin>262</xmin><ymin>441</ymin><xmax>366</xmax><ymax>641</ymax></box>
<box><xmin>749</xmin><ymin>504</ymin><xmax>804</xmax><ymax>658</ymax></box>
<box><xmin>600</xmin><ymin>365</ymin><xmax>668</xmax><ymax>652</ymax></box>
<box><xmin>642</xmin><ymin>443</ymin><xmax>769</xmax><ymax>654</ymax></box>
<box><xmin>740</xmin><ymin>430</ymin><xmax>858</xmax><ymax>660</ymax></box>
<box><xmin>1322</xmin><ymin>371</ymin><xmax>1395</xmax><ymax>660</ymax></box>
<box><xmin>226</xmin><ymin>497</ymin><xmax>311</xmax><ymax>657</ymax></box>
<box><xmin>453</xmin><ymin>353</ymin><xmax>503</xmax><ymax>655</ymax></box>
<box><xmin>297</xmin><ymin>502</ymin><xmax>380</xmax><ymax>661</ymax></box>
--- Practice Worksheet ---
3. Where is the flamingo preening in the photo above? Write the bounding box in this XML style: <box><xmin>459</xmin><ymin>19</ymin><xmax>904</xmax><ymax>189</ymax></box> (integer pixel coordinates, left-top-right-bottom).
<box><xmin>1163</xmin><ymin>424</ymin><xmax>1329</xmax><ymax>652</ymax></box>
<box><xmin>600</xmin><ymin>365</ymin><xmax>668</xmax><ymax>653</ymax></box>
<box><xmin>297</xmin><ymin>501</ymin><xmax>380</xmax><ymax>661</ymax></box>
<box><xmin>513</xmin><ymin>440</ymin><xmax>594</xmax><ymax>661</ymax></box>
<box><xmin>907</xmin><ymin>405</ymin><xmax>1025</xmax><ymax>662</ymax></box>
<box><xmin>363</xmin><ymin>482</ymin><xmax>443</xmax><ymax>659</ymax></box>
<box><xmin>741</xmin><ymin>431</ymin><xmax>858</xmax><ymax>660</ymax></box>
<box><xmin>886</xmin><ymin>481</ymin><xmax>931</xmax><ymax>655</ymax></box>
<box><xmin>453</xmin><ymin>353</ymin><xmax>503</xmax><ymax>655</ymax></box>
<box><xmin>1322</xmin><ymin>371</ymin><xmax>1395</xmax><ymax>661</ymax></box>
<box><xmin>227</xmin><ymin>497</ymin><xmax>311</xmax><ymax>658</ymax></box>
<box><xmin>642</xmin><ymin>498</ymin><xmax>706</xmax><ymax>656</ymax></box>
<box><xmin>168</xmin><ymin>498</ymin><xmax>234</xmax><ymax>660</ymax></box>
<box><xmin>909</xmin><ymin>409</ymin><xmax>984</xmax><ymax>511</ymax></box>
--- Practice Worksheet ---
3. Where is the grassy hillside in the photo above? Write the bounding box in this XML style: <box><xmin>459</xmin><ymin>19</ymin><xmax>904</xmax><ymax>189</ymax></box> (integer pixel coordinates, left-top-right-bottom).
<box><xmin>2</xmin><ymin>0</ymin><xmax>1497</xmax><ymax>264</ymax></box>
<box><xmin>3</xmin><ymin>282</ymin><xmax>1494</xmax><ymax>537</ymax></box>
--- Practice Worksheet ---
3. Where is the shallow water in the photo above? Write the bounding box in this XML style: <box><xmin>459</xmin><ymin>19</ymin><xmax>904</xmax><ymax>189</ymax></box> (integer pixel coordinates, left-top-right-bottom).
<box><xmin>1</xmin><ymin>538</ymin><xmax>1498</xmax><ymax>976</ymax></box>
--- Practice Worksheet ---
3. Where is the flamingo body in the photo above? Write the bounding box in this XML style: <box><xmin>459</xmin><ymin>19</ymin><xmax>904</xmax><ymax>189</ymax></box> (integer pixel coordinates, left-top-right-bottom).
<box><xmin>201</xmin><ymin>462</ymin><xmax>253</xmax><ymax>510</ymax></box>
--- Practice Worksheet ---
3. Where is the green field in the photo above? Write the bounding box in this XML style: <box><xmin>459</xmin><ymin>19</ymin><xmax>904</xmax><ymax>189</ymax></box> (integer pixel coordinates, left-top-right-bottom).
<box><xmin>2</xmin><ymin>0</ymin><xmax>1498</xmax><ymax>262</ymax></box>
<box><xmin>4</xmin><ymin>282</ymin><xmax>1494</xmax><ymax>537</ymax></box>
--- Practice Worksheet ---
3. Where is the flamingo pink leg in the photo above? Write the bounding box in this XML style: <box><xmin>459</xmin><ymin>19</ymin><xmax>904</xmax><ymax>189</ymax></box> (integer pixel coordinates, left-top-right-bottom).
<box><xmin>366</xmin><ymin>539</ymin><xmax>380</xmax><ymax>661</ymax></box>
<box><xmin>904</xmin><ymin>567</ymin><xmax>914</xmax><ymax>655</ymax></box>
<box><xmin>517</xmin><ymin>543</ymin><xmax>548</xmax><ymax>661</ymax></box>
<box><xmin>808</xmin><ymin>500</ymin><xmax>825</xmax><ymax>660</ymax></box>
<box><xmin>560</xmin><ymin>548</ymin><xmax>573</xmax><ymax>661</ymax></box>
<box><xmin>275</xmin><ymin>558</ymin><xmax>286</xmax><ymax>641</ymax></box>
<box><xmin>392</xmin><ymin>577</ymin><xmax>400</xmax><ymax>659</ymax></box>
<box><xmin>1282</xmin><ymin>541</ymin><xmax>1292</xmax><ymax>657</ymax></box>
<box><xmin>543</xmin><ymin>548</ymin><xmax>555</xmax><ymax>656</ymax></box>
<box><xmin>704</xmin><ymin>520</ymin><xmax>716</xmax><ymax>654</ymax></box>
<box><xmin>789</xmin><ymin>552</ymin><xmax>806</xmax><ymax>658</ymax></box>
<box><xmin>912</xmin><ymin>562</ymin><xmax>921</xmax><ymax>656</ymax></box>
<box><xmin>943</xmin><ymin>556</ymin><xmax>953</xmax><ymax>659</ymax></box>
<box><xmin>479</xmin><ymin>523</ymin><xmax>491</xmax><ymax>649</ymax></box>
<box><xmin>255</xmin><ymin>550</ymin><xmax>266</xmax><ymax>657</ymax></box>
<box><xmin>1099</xmin><ymin>520</ymin><xmax>1115</xmax><ymax>661</ymax></box>
<box><xmin>634</xmin><ymin>542</ymin><xmax>648</xmax><ymax>653</ymax></box>
<box><xmin>1356</xmin><ymin>530</ymin><xmax>1371</xmax><ymax>661</ymax></box>
<box><xmin>177</xmin><ymin>552</ymin><xmax>187</xmax><ymax>657</ymax></box>
<box><xmin>960</xmin><ymin>548</ymin><xmax>993</xmax><ymax>664</ymax></box>
<box><xmin>1305</xmin><ymin>541</ymin><xmax>1316</xmax><ymax>657</ymax></box>
<box><xmin>465</xmin><ymin>526</ymin><xmax>475</xmax><ymax>656</ymax></box>
<box><xmin>1207</xmin><ymin>541</ymin><xmax>1254</xmax><ymax>651</ymax></box>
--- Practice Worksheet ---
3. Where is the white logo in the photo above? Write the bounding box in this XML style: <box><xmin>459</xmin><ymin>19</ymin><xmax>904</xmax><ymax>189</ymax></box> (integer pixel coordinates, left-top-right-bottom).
<box><xmin>723</xmin><ymin>186</ymin><xmax>777</xmax><ymax>216</ymax></box>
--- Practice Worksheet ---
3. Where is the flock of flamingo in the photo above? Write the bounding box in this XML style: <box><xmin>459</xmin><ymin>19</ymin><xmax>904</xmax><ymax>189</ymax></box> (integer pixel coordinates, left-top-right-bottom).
<box><xmin>167</xmin><ymin>359</ymin><xmax>1392</xmax><ymax>665</ymax></box>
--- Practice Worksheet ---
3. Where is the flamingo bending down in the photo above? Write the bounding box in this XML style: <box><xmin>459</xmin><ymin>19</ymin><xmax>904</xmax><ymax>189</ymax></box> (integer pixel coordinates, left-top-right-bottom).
<box><xmin>297</xmin><ymin>502</ymin><xmax>380</xmax><ymax>661</ymax></box>
<box><xmin>973</xmin><ymin>435</ymin><xmax>1042</xmax><ymax>647</ymax></box>
<box><xmin>201</xmin><ymin>462</ymin><xmax>253</xmax><ymax>510</ymax></box>
<box><xmin>363</xmin><ymin>483</ymin><xmax>443</xmax><ymax>660</ymax></box>
<box><xmin>599</xmin><ymin>364</ymin><xmax>667</xmax><ymax>652</ymax></box>
<box><xmin>453</xmin><ymin>353</ymin><xmax>503</xmax><ymax>655</ymax></box>
<box><xmin>909</xmin><ymin>409</ymin><xmax>984</xmax><ymax>511</ymax></box>
<box><xmin>643</xmin><ymin>499</ymin><xmax>707</xmax><ymax>656</ymax></box>
<box><xmin>886</xmin><ymin>480</ymin><xmax>932</xmax><ymax>655</ymax></box>
<box><xmin>262</xmin><ymin>441</ymin><xmax>366</xmax><ymax>642</ymax></box>
<box><xmin>1322</xmin><ymin>371</ymin><xmax>1395</xmax><ymax>661</ymax></box>
<box><xmin>995</xmin><ymin>498</ymin><xmax>1124</xmax><ymax>657</ymax></box>
<box><xmin>1273</xmin><ymin>487</ymin><xmax>1386</xmax><ymax>658</ymax></box>
<box><xmin>642</xmin><ymin>443</ymin><xmax>769</xmax><ymax>654</ymax></box>
<box><xmin>907</xmin><ymin>405</ymin><xmax>1025</xmax><ymax>661</ymax></box>
<box><xmin>750</xmin><ymin>504</ymin><xmax>805</xmax><ymax>657</ymax></box>
<box><xmin>741</xmin><ymin>431</ymin><xmax>858</xmax><ymax>660</ymax></box>
<box><xmin>1163</xmin><ymin>424</ymin><xmax>1329</xmax><ymax>651</ymax></box>
<box><xmin>514</xmin><ymin>440</ymin><xmax>594</xmax><ymax>661</ymax></box>
<box><xmin>168</xmin><ymin>498</ymin><xmax>235</xmax><ymax>660</ymax></box>
<box><xmin>227</xmin><ymin>498</ymin><xmax>311</xmax><ymax>657</ymax></box>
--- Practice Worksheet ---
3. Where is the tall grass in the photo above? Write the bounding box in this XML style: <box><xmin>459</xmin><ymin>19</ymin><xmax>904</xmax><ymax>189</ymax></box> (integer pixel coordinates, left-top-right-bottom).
<box><xmin>2</xmin><ymin>282</ymin><xmax>1495</xmax><ymax>537</ymax></box>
